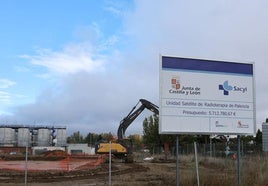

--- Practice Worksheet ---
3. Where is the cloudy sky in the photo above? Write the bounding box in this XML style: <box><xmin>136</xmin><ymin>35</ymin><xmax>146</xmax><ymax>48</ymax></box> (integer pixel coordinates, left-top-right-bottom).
<box><xmin>0</xmin><ymin>0</ymin><xmax>267</xmax><ymax>136</ymax></box>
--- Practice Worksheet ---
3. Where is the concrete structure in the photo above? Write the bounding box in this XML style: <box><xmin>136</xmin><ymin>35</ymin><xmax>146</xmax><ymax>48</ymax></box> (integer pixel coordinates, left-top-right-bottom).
<box><xmin>67</xmin><ymin>144</ymin><xmax>95</xmax><ymax>155</ymax></box>
<box><xmin>37</xmin><ymin>128</ymin><xmax>51</xmax><ymax>146</ymax></box>
<box><xmin>0</xmin><ymin>128</ymin><xmax>16</xmax><ymax>146</ymax></box>
<box><xmin>0</xmin><ymin>125</ymin><xmax>67</xmax><ymax>147</ymax></box>
<box><xmin>56</xmin><ymin>129</ymin><xmax>67</xmax><ymax>147</ymax></box>
<box><xmin>32</xmin><ymin>146</ymin><xmax>65</xmax><ymax>155</ymax></box>
<box><xmin>17</xmin><ymin>128</ymin><xmax>31</xmax><ymax>147</ymax></box>
<box><xmin>262</xmin><ymin>122</ymin><xmax>268</xmax><ymax>152</ymax></box>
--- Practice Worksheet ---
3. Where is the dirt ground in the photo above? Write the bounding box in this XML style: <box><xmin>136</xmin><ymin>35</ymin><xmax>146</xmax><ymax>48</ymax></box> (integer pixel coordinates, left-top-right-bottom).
<box><xmin>0</xmin><ymin>159</ymin><xmax>177</xmax><ymax>186</ymax></box>
<box><xmin>2</xmin><ymin>154</ymin><xmax>264</xmax><ymax>186</ymax></box>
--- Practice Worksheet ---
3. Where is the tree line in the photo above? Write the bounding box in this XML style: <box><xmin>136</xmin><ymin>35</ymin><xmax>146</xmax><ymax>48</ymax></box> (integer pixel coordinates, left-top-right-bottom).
<box><xmin>67</xmin><ymin>114</ymin><xmax>263</xmax><ymax>153</ymax></box>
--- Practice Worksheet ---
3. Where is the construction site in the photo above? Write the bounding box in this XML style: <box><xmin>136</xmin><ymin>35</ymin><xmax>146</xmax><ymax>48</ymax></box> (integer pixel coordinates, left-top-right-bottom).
<box><xmin>0</xmin><ymin>100</ymin><xmax>163</xmax><ymax>185</ymax></box>
<box><xmin>0</xmin><ymin>126</ymin><xmax>268</xmax><ymax>185</ymax></box>
<box><xmin>0</xmin><ymin>100</ymin><xmax>268</xmax><ymax>185</ymax></box>
<box><xmin>1</xmin><ymin>147</ymin><xmax>268</xmax><ymax>186</ymax></box>
<box><xmin>0</xmin><ymin>124</ymin><xmax>109</xmax><ymax>185</ymax></box>
<box><xmin>0</xmin><ymin>122</ymin><xmax>174</xmax><ymax>185</ymax></box>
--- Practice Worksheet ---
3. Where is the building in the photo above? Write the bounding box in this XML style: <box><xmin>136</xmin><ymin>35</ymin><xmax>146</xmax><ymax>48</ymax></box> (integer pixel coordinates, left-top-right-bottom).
<box><xmin>262</xmin><ymin>122</ymin><xmax>268</xmax><ymax>152</ymax></box>
<box><xmin>0</xmin><ymin>125</ymin><xmax>67</xmax><ymax>147</ymax></box>
<box><xmin>67</xmin><ymin>143</ymin><xmax>95</xmax><ymax>155</ymax></box>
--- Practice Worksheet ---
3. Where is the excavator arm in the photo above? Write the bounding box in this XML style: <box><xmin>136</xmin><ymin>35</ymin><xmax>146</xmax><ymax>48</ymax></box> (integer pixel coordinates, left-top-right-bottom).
<box><xmin>117</xmin><ymin>99</ymin><xmax>159</xmax><ymax>141</ymax></box>
<box><xmin>95</xmin><ymin>99</ymin><xmax>158</xmax><ymax>162</ymax></box>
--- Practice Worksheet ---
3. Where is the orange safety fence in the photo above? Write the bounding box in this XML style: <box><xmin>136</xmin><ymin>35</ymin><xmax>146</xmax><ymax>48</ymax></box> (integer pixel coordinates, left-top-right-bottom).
<box><xmin>0</xmin><ymin>154</ymin><xmax>108</xmax><ymax>172</ymax></box>
<box><xmin>59</xmin><ymin>154</ymin><xmax>109</xmax><ymax>171</ymax></box>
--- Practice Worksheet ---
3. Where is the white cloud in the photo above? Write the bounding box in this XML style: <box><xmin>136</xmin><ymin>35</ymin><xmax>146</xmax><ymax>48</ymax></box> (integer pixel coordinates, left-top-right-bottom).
<box><xmin>0</xmin><ymin>91</ymin><xmax>25</xmax><ymax>105</ymax></box>
<box><xmin>8</xmin><ymin>34</ymin><xmax>157</xmax><ymax>135</ymax></box>
<box><xmin>14</xmin><ymin>66</ymin><xmax>31</xmax><ymax>73</ymax></box>
<box><xmin>0</xmin><ymin>79</ymin><xmax>16</xmax><ymax>89</ymax></box>
<box><xmin>21</xmin><ymin>42</ymin><xmax>106</xmax><ymax>76</ymax></box>
<box><xmin>104</xmin><ymin>6</ymin><xmax>121</xmax><ymax>16</ymax></box>
<box><xmin>0</xmin><ymin>79</ymin><xmax>26</xmax><ymax>108</ymax></box>
<box><xmin>104</xmin><ymin>0</ymin><xmax>129</xmax><ymax>17</ymax></box>
<box><xmin>0</xmin><ymin>91</ymin><xmax>12</xmax><ymax>103</ymax></box>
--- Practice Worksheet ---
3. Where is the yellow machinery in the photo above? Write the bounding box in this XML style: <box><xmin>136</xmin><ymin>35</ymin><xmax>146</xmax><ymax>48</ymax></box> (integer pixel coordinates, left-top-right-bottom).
<box><xmin>96</xmin><ymin>142</ymin><xmax>127</xmax><ymax>154</ymax></box>
<box><xmin>95</xmin><ymin>99</ymin><xmax>159</xmax><ymax>162</ymax></box>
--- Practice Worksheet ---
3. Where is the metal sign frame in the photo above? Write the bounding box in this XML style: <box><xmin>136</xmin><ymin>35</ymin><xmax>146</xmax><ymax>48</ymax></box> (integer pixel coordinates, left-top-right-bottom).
<box><xmin>159</xmin><ymin>55</ymin><xmax>256</xmax><ymax>135</ymax></box>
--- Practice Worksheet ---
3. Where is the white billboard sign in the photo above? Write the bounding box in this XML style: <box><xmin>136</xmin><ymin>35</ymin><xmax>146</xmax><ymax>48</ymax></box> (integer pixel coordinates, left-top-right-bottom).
<box><xmin>159</xmin><ymin>55</ymin><xmax>256</xmax><ymax>135</ymax></box>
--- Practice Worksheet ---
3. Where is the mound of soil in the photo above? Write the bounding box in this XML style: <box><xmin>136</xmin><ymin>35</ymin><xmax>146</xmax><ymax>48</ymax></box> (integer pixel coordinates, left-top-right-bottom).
<box><xmin>42</xmin><ymin>150</ymin><xmax>68</xmax><ymax>158</ymax></box>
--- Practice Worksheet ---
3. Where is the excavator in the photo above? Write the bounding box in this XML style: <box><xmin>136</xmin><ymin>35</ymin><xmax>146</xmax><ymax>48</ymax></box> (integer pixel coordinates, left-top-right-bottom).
<box><xmin>95</xmin><ymin>99</ymin><xmax>159</xmax><ymax>162</ymax></box>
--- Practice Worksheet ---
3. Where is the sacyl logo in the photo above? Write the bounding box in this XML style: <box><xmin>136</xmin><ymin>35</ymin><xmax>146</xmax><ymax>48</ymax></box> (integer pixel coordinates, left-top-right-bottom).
<box><xmin>219</xmin><ymin>81</ymin><xmax>233</xmax><ymax>95</ymax></box>
<box><xmin>219</xmin><ymin>81</ymin><xmax>247</xmax><ymax>95</ymax></box>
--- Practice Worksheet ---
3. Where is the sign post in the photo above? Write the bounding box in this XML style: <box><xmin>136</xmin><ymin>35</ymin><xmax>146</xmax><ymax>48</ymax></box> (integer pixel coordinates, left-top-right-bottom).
<box><xmin>109</xmin><ymin>141</ymin><xmax>112</xmax><ymax>186</ymax></box>
<box><xmin>237</xmin><ymin>135</ymin><xmax>241</xmax><ymax>186</ymax></box>
<box><xmin>24</xmin><ymin>143</ymin><xmax>28</xmax><ymax>186</ymax></box>
<box><xmin>176</xmin><ymin>135</ymin><xmax>179</xmax><ymax>186</ymax></box>
<box><xmin>194</xmin><ymin>141</ymin><xmax>200</xmax><ymax>186</ymax></box>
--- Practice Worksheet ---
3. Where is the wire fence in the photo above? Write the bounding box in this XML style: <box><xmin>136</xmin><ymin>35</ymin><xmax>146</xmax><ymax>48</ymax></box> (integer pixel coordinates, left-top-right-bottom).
<box><xmin>134</xmin><ymin>142</ymin><xmax>264</xmax><ymax>160</ymax></box>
